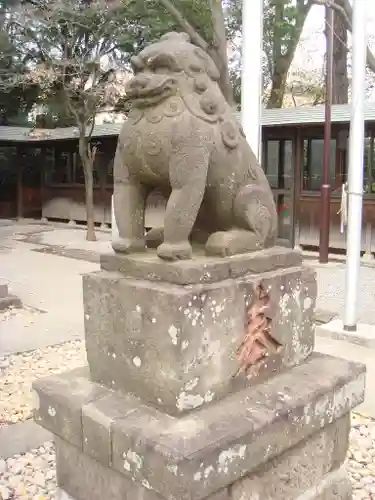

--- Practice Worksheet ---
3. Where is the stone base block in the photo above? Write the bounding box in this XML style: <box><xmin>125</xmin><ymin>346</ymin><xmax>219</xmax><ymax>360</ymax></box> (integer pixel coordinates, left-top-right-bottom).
<box><xmin>0</xmin><ymin>283</ymin><xmax>8</xmax><ymax>298</ymax></box>
<box><xmin>33</xmin><ymin>353</ymin><xmax>365</xmax><ymax>500</ymax></box>
<box><xmin>54</xmin><ymin>424</ymin><xmax>351</xmax><ymax>500</ymax></box>
<box><xmin>84</xmin><ymin>248</ymin><xmax>316</xmax><ymax>415</ymax></box>
<box><xmin>100</xmin><ymin>246</ymin><xmax>303</xmax><ymax>286</ymax></box>
<box><xmin>0</xmin><ymin>283</ymin><xmax>22</xmax><ymax>311</ymax></box>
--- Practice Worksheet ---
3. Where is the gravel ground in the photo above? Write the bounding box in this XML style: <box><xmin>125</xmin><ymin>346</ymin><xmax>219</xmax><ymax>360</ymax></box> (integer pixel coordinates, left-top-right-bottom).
<box><xmin>0</xmin><ymin>340</ymin><xmax>86</xmax><ymax>425</ymax></box>
<box><xmin>0</xmin><ymin>442</ymin><xmax>56</xmax><ymax>500</ymax></box>
<box><xmin>0</xmin><ymin>339</ymin><xmax>86</xmax><ymax>498</ymax></box>
<box><xmin>349</xmin><ymin>414</ymin><xmax>375</xmax><ymax>500</ymax></box>
<box><xmin>0</xmin><ymin>414</ymin><xmax>374</xmax><ymax>499</ymax></box>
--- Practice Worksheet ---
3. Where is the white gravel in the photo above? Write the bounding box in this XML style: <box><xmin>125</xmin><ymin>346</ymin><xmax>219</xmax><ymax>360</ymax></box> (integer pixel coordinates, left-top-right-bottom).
<box><xmin>0</xmin><ymin>442</ymin><xmax>56</xmax><ymax>500</ymax></box>
<box><xmin>0</xmin><ymin>414</ymin><xmax>374</xmax><ymax>499</ymax></box>
<box><xmin>349</xmin><ymin>414</ymin><xmax>375</xmax><ymax>500</ymax></box>
<box><xmin>0</xmin><ymin>340</ymin><xmax>86</xmax><ymax>425</ymax></box>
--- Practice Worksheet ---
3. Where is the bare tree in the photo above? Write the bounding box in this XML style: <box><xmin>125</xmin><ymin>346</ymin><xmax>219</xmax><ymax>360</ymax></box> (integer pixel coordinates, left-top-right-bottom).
<box><xmin>286</xmin><ymin>67</ymin><xmax>325</xmax><ymax>107</ymax></box>
<box><xmin>312</xmin><ymin>0</ymin><xmax>375</xmax><ymax>74</ymax></box>
<box><xmin>9</xmin><ymin>0</ymin><xmax>125</xmax><ymax>240</ymax></box>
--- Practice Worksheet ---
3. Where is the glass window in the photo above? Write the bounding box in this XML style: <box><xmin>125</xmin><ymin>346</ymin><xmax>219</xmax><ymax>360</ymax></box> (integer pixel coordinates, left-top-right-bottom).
<box><xmin>93</xmin><ymin>150</ymin><xmax>112</xmax><ymax>186</ymax></box>
<box><xmin>266</xmin><ymin>140</ymin><xmax>279</xmax><ymax>189</ymax></box>
<box><xmin>362</xmin><ymin>135</ymin><xmax>375</xmax><ymax>194</ymax></box>
<box><xmin>303</xmin><ymin>139</ymin><xmax>336</xmax><ymax>191</ymax></box>
<box><xmin>364</xmin><ymin>137</ymin><xmax>372</xmax><ymax>193</ymax></box>
<box><xmin>341</xmin><ymin>134</ymin><xmax>375</xmax><ymax>194</ymax></box>
<box><xmin>371</xmin><ymin>136</ymin><xmax>375</xmax><ymax>193</ymax></box>
<box><xmin>0</xmin><ymin>147</ymin><xmax>17</xmax><ymax>201</ymax></box>
<box><xmin>283</xmin><ymin>140</ymin><xmax>293</xmax><ymax>190</ymax></box>
<box><xmin>23</xmin><ymin>148</ymin><xmax>43</xmax><ymax>188</ymax></box>
<box><xmin>72</xmin><ymin>152</ymin><xmax>85</xmax><ymax>184</ymax></box>
<box><xmin>264</xmin><ymin>139</ymin><xmax>294</xmax><ymax>190</ymax></box>
<box><xmin>276</xmin><ymin>193</ymin><xmax>293</xmax><ymax>244</ymax></box>
<box><xmin>72</xmin><ymin>151</ymin><xmax>101</xmax><ymax>185</ymax></box>
<box><xmin>107</xmin><ymin>157</ymin><xmax>114</xmax><ymax>185</ymax></box>
<box><xmin>45</xmin><ymin>149</ymin><xmax>72</xmax><ymax>184</ymax></box>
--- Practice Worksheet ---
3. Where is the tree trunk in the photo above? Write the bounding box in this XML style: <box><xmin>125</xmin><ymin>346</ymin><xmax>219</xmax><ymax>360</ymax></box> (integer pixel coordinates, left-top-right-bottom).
<box><xmin>157</xmin><ymin>0</ymin><xmax>233</xmax><ymax>103</ymax></box>
<box><xmin>266</xmin><ymin>1</ymin><xmax>311</xmax><ymax>109</ymax></box>
<box><xmin>208</xmin><ymin>0</ymin><xmax>234</xmax><ymax>105</ymax></box>
<box><xmin>79</xmin><ymin>136</ymin><xmax>96</xmax><ymax>241</ymax></box>
<box><xmin>267</xmin><ymin>67</ymin><xmax>288</xmax><ymax>108</ymax></box>
<box><xmin>332</xmin><ymin>0</ymin><xmax>348</xmax><ymax>104</ymax></box>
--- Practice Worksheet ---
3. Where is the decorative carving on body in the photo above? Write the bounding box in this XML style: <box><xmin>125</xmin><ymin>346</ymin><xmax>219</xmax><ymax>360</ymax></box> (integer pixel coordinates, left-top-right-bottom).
<box><xmin>236</xmin><ymin>284</ymin><xmax>282</xmax><ymax>376</ymax></box>
<box><xmin>112</xmin><ymin>31</ymin><xmax>277</xmax><ymax>260</ymax></box>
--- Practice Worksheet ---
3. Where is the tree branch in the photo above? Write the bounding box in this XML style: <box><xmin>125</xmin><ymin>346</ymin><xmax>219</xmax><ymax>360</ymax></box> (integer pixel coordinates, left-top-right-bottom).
<box><xmin>156</xmin><ymin>0</ymin><xmax>208</xmax><ymax>51</ymax></box>
<box><xmin>311</xmin><ymin>0</ymin><xmax>375</xmax><ymax>73</ymax></box>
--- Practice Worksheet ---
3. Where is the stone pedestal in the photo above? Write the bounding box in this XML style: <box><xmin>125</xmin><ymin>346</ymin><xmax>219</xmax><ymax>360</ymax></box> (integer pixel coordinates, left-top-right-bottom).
<box><xmin>0</xmin><ymin>282</ymin><xmax>22</xmax><ymax>311</ymax></box>
<box><xmin>33</xmin><ymin>247</ymin><xmax>365</xmax><ymax>500</ymax></box>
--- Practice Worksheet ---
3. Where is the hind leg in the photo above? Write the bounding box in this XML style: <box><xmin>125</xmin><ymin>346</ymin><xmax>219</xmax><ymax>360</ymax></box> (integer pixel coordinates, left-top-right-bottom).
<box><xmin>205</xmin><ymin>185</ymin><xmax>277</xmax><ymax>257</ymax></box>
<box><xmin>205</xmin><ymin>229</ymin><xmax>261</xmax><ymax>257</ymax></box>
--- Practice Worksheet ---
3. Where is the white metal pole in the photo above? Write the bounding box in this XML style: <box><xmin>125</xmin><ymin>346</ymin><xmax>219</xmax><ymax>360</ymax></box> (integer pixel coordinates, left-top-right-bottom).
<box><xmin>111</xmin><ymin>194</ymin><xmax>119</xmax><ymax>241</ymax></box>
<box><xmin>241</xmin><ymin>0</ymin><xmax>263</xmax><ymax>162</ymax></box>
<box><xmin>343</xmin><ymin>0</ymin><xmax>368</xmax><ymax>331</ymax></box>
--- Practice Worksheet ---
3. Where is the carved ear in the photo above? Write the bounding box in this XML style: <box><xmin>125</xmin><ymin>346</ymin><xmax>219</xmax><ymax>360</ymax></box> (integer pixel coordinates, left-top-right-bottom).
<box><xmin>160</xmin><ymin>32</ymin><xmax>191</xmax><ymax>43</ymax></box>
<box><xmin>130</xmin><ymin>55</ymin><xmax>144</xmax><ymax>73</ymax></box>
<box><xmin>194</xmin><ymin>47</ymin><xmax>220</xmax><ymax>81</ymax></box>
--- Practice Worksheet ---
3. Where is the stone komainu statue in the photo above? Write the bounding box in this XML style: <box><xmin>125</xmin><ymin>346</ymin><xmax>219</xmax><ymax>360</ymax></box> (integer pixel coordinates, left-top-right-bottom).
<box><xmin>112</xmin><ymin>32</ymin><xmax>277</xmax><ymax>261</ymax></box>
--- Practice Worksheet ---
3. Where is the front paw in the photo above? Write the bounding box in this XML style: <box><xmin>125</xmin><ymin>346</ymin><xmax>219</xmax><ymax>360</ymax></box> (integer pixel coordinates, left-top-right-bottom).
<box><xmin>112</xmin><ymin>237</ymin><xmax>146</xmax><ymax>254</ymax></box>
<box><xmin>157</xmin><ymin>241</ymin><xmax>192</xmax><ymax>261</ymax></box>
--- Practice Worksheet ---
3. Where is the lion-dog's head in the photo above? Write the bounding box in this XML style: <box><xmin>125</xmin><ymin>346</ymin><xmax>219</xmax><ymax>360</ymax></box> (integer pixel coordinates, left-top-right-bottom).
<box><xmin>126</xmin><ymin>32</ymin><xmax>223</xmax><ymax>112</ymax></box>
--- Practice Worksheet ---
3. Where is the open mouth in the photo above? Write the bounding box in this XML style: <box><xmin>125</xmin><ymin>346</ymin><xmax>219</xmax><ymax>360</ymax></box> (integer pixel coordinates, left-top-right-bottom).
<box><xmin>127</xmin><ymin>76</ymin><xmax>177</xmax><ymax>100</ymax></box>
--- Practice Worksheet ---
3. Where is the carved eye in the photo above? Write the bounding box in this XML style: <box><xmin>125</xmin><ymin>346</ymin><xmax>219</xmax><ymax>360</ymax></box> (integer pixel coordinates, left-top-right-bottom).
<box><xmin>148</xmin><ymin>54</ymin><xmax>181</xmax><ymax>73</ymax></box>
<box><xmin>130</xmin><ymin>55</ymin><xmax>144</xmax><ymax>74</ymax></box>
<box><xmin>154</xmin><ymin>66</ymin><xmax>170</xmax><ymax>74</ymax></box>
<box><xmin>189</xmin><ymin>63</ymin><xmax>202</xmax><ymax>73</ymax></box>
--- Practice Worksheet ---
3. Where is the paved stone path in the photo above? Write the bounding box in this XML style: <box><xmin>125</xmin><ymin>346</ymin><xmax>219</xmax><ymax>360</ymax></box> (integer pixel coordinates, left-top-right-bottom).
<box><xmin>0</xmin><ymin>223</ymin><xmax>98</xmax><ymax>355</ymax></box>
<box><xmin>313</xmin><ymin>260</ymin><xmax>375</xmax><ymax>326</ymax></box>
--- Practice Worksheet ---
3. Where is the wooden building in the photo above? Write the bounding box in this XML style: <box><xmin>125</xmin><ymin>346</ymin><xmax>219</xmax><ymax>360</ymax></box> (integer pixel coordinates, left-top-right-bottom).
<box><xmin>0</xmin><ymin>124</ymin><xmax>166</xmax><ymax>229</ymax></box>
<box><xmin>262</xmin><ymin>103</ymin><xmax>375</xmax><ymax>254</ymax></box>
<box><xmin>1</xmin><ymin>102</ymin><xmax>375</xmax><ymax>253</ymax></box>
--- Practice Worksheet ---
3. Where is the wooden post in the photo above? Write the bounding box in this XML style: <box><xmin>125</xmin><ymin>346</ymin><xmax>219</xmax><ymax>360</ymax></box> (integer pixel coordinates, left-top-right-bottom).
<box><xmin>98</xmin><ymin>149</ymin><xmax>108</xmax><ymax>228</ymax></box>
<box><xmin>293</xmin><ymin>128</ymin><xmax>302</xmax><ymax>251</ymax></box>
<box><xmin>40</xmin><ymin>146</ymin><xmax>47</xmax><ymax>222</ymax></box>
<box><xmin>16</xmin><ymin>147</ymin><xmax>23</xmax><ymax>220</ymax></box>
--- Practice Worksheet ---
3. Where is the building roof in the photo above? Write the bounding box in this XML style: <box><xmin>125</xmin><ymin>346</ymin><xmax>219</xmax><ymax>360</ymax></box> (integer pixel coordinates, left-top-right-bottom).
<box><xmin>0</xmin><ymin>123</ymin><xmax>122</xmax><ymax>143</ymax></box>
<box><xmin>1</xmin><ymin>102</ymin><xmax>375</xmax><ymax>143</ymax></box>
<box><xmin>261</xmin><ymin>102</ymin><xmax>375</xmax><ymax>127</ymax></box>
